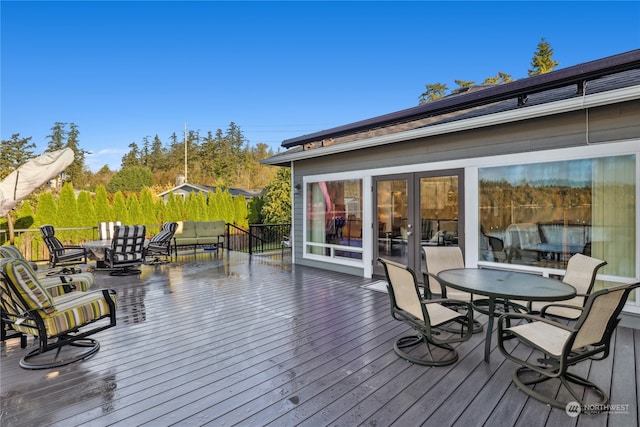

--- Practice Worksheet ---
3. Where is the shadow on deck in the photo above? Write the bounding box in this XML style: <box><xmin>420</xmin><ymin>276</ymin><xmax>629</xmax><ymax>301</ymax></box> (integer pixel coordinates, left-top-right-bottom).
<box><xmin>1</xmin><ymin>250</ymin><xmax>638</xmax><ymax>426</ymax></box>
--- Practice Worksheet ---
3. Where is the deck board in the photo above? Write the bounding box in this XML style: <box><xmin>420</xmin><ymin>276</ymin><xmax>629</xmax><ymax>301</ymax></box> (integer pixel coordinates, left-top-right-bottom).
<box><xmin>1</xmin><ymin>251</ymin><xmax>638</xmax><ymax>426</ymax></box>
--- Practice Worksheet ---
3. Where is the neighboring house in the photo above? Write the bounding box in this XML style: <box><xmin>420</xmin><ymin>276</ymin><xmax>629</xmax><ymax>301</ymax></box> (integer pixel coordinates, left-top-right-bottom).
<box><xmin>263</xmin><ymin>49</ymin><xmax>640</xmax><ymax>318</ymax></box>
<box><xmin>157</xmin><ymin>183</ymin><xmax>262</xmax><ymax>202</ymax></box>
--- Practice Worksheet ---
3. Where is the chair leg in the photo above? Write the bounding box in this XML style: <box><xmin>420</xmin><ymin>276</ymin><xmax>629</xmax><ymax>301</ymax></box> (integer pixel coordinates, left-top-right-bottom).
<box><xmin>512</xmin><ymin>366</ymin><xmax>609</xmax><ymax>410</ymax></box>
<box><xmin>20</xmin><ymin>337</ymin><xmax>101</xmax><ymax>370</ymax></box>
<box><xmin>394</xmin><ymin>334</ymin><xmax>459</xmax><ymax>366</ymax></box>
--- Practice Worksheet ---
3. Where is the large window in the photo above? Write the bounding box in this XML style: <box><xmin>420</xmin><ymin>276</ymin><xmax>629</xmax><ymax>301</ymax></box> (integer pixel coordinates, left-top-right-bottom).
<box><xmin>478</xmin><ymin>155</ymin><xmax>636</xmax><ymax>281</ymax></box>
<box><xmin>306</xmin><ymin>179</ymin><xmax>363</xmax><ymax>261</ymax></box>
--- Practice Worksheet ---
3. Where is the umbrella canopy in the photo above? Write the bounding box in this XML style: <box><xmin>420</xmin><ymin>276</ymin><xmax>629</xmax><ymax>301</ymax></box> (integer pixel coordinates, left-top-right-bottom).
<box><xmin>0</xmin><ymin>148</ymin><xmax>75</xmax><ymax>216</ymax></box>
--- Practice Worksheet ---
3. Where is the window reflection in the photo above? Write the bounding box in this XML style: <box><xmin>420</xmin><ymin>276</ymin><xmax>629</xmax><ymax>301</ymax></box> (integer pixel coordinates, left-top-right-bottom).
<box><xmin>479</xmin><ymin>155</ymin><xmax>636</xmax><ymax>278</ymax></box>
<box><xmin>306</xmin><ymin>179</ymin><xmax>363</xmax><ymax>260</ymax></box>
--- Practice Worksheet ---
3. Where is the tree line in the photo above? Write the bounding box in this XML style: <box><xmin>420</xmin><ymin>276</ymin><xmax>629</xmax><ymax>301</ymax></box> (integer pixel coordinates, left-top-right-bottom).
<box><xmin>419</xmin><ymin>37</ymin><xmax>560</xmax><ymax>104</ymax></box>
<box><xmin>1</xmin><ymin>121</ymin><xmax>281</xmax><ymax>193</ymax></box>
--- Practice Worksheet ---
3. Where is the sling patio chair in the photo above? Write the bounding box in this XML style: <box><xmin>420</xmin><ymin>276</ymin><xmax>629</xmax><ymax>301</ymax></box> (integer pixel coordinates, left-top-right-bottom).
<box><xmin>526</xmin><ymin>253</ymin><xmax>607</xmax><ymax>320</ymax></box>
<box><xmin>144</xmin><ymin>222</ymin><xmax>178</xmax><ymax>264</ymax></box>
<box><xmin>0</xmin><ymin>258</ymin><xmax>117</xmax><ymax>369</ymax></box>
<box><xmin>40</xmin><ymin>224</ymin><xmax>88</xmax><ymax>268</ymax></box>
<box><xmin>104</xmin><ymin>225</ymin><xmax>146</xmax><ymax>276</ymax></box>
<box><xmin>0</xmin><ymin>245</ymin><xmax>93</xmax><ymax>297</ymax></box>
<box><xmin>497</xmin><ymin>282</ymin><xmax>640</xmax><ymax>411</ymax></box>
<box><xmin>422</xmin><ymin>246</ymin><xmax>487</xmax><ymax>333</ymax></box>
<box><xmin>378</xmin><ymin>257</ymin><xmax>473</xmax><ymax>366</ymax></box>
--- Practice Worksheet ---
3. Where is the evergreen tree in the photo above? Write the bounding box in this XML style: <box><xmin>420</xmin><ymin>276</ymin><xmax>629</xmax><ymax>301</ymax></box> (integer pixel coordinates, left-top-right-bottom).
<box><xmin>13</xmin><ymin>201</ymin><xmax>37</xmax><ymax>259</ymax></box>
<box><xmin>233</xmin><ymin>195</ymin><xmax>249</xmax><ymax>228</ymax></box>
<box><xmin>35</xmin><ymin>192</ymin><xmax>58</xmax><ymax>227</ymax></box>
<box><xmin>185</xmin><ymin>192</ymin><xmax>201</xmax><ymax>221</ymax></box>
<box><xmin>0</xmin><ymin>134</ymin><xmax>36</xmax><ymax>175</ymax></box>
<box><xmin>528</xmin><ymin>37</ymin><xmax>559</xmax><ymax>76</ymax></box>
<box><xmin>262</xmin><ymin>168</ymin><xmax>292</xmax><ymax>224</ymax></box>
<box><xmin>247</xmin><ymin>195</ymin><xmax>266</xmax><ymax>224</ymax></box>
<box><xmin>65</xmin><ymin>122</ymin><xmax>88</xmax><ymax>187</ymax></box>
<box><xmin>112</xmin><ymin>191</ymin><xmax>129</xmax><ymax>224</ymax></box>
<box><xmin>482</xmin><ymin>72</ymin><xmax>514</xmax><ymax>85</ymax></box>
<box><xmin>47</xmin><ymin>122</ymin><xmax>67</xmax><ymax>151</ymax></box>
<box><xmin>139</xmin><ymin>188</ymin><xmax>158</xmax><ymax>231</ymax></box>
<box><xmin>154</xmin><ymin>199</ymin><xmax>167</xmax><ymax>224</ymax></box>
<box><xmin>107</xmin><ymin>165</ymin><xmax>153</xmax><ymax>192</ymax></box>
<box><xmin>94</xmin><ymin>185</ymin><xmax>114</xmax><ymax>222</ymax></box>
<box><xmin>126</xmin><ymin>193</ymin><xmax>145</xmax><ymax>226</ymax></box>
<box><xmin>57</xmin><ymin>182</ymin><xmax>80</xmax><ymax>241</ymax></box>
<box><xmin>77</xmin><ymin>190</ymin><xmax>96</xmax><ymax>241</ymax></box>
<box><xmin>419</xmin><ymin>83</ymin><xmax>449</xmax><ymax>105</ymax></box>
<box><xmin>165</xmin><ymin>192</ymin><xmax>183</xmax><ymax>221</ymax></box>
<box><xmin>196</xmin><ymin>192</ymin><xmax>208</xmax><ymax>221</ymax></box>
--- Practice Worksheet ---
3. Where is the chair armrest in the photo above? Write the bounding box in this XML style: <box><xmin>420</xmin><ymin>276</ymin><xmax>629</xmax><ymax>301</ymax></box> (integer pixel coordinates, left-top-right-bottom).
<box><xmin>498</xmin><ymin>311</ymin><xmax>575</xmax><ymax>333</ymax></box>
<box><xmin>421</xmin><ymin>271</ymin><xmax>447</xmax><ymax>297</ymax></box>
<box><xmin>540</xmin><ymin>303</ymin><xmax>585</xmax><ymax>317</ymax></box>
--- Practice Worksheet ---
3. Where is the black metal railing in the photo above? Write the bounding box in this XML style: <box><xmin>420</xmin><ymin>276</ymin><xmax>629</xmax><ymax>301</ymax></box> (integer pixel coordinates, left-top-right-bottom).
<box><xmin>226</xmin><ymin>223</ymin><xmax>291</xmax><ymax>255</ymax></box>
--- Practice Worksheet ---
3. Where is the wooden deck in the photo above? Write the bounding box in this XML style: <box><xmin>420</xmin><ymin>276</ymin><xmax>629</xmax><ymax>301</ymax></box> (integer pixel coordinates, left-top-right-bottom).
<box><xmin>1</xmin><ymin>250</ymin><xmax>638</xmax><ymax>427</ymax></box>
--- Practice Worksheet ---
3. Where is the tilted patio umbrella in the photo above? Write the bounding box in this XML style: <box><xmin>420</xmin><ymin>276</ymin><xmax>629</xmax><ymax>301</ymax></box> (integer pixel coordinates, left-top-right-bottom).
<box><xmin>0</xmin><ymin>148</ymin><xmax>75</xmax><ymax>243</ymax></box>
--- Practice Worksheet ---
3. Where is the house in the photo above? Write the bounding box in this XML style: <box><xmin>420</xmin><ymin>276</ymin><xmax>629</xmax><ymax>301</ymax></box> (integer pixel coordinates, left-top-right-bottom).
<box><xmin>262</xmin><ymin>49</ymin><xmax>640</xmax><ymax>320</ymax></box>
<box><xmin>156</xmin><ymin>183</ymin><xmax>262</xmax><ymax>202</ymax></box>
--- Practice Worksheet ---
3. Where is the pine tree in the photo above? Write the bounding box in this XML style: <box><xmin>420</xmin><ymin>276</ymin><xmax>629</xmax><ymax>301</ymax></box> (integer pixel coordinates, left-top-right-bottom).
<box><xmin>0</xmin><ymin>134</ymin><xmax>36</xmax><ymax>176</ymax></box>
<box><xmin>262</xmin><ymin>168</ymin><xmax>292</xmax><ymax>224</ymax></box>
<box><xmin>528</xmin><ymin>37</ymin><xmax>559</xmax><ymax>76</ymax></box>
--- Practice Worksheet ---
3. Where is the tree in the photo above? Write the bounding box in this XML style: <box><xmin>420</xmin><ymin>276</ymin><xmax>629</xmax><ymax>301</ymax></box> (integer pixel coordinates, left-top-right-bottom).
<box><xmin>57</xmin><ymin>182</ymin><xmax>80</xmax><ymax>241</ymax></box>
<box><xmin>47</xmin><ymin>122</ymin><xmax>67</xmax><ymax>151</ymax></box>
<box><xmin>107</xmin><ymin>166</ymin><xmax>153</xmax><ymax>193</ymax></box>
<box><xmin>94</xmin><ymin>185</ymin><xmax>114</xmax><ymax>222</ymax></box>
<box><xmin>65</xmin><ymin>123</ymin><xmax>88</xmax><ymax>187</ymax></box>
<box><xmin>35</xmin><ymin>192</ymin><xmax>57</xmax><ymax>227</ymax></box>
<box><xmin>419</xmin><ymin>83</ymin><xmax>448</xmax><ymax>105</ymax></box>
<box><xmin>482</xmin><ymin>72</ymin><xmax>514</xmax><ymax>85</ymax></box>
<box><xmin>528</xmin><ymin>37</ymin><xmax>559</xmax><ymax>76</ymax></box>
<box><xmin>111</xmin><ymin>191</ymin><xmax>129</xmax><ymax>224</ymax></box>
<box><xmin>262</xmin><ymin>167</ymin><xmax>291</xmax><ymax>224</ymax></box>
<box><xmin>126</xmin><ymin>193</ymin><xmax>145</xmax><ymax>225</ymax></box>
<box><xmin>454</xmin><ymin>80</ymin><xmax>475</xmax><ymax>89</ymax></box>
<box><xmin>0</xmin><ymin>134</ymin><xmax>36</xmax><ymax>176</ymax></box>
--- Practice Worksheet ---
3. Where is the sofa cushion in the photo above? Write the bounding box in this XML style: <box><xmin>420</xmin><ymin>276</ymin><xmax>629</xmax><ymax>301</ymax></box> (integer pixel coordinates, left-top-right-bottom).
<box><xmin>175</xmin><ymin>221</ymin><xmax>197</xmax><ymax>239</ymax></box>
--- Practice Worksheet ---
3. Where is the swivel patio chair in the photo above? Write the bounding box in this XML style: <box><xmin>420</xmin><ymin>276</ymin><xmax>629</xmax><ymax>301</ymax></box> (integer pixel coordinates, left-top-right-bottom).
<box><xmin>104</xmin><ymin>225</ymin><xmax>146</xmax><ymax>276</ymax></box>
<box><xmin>0</xmin><ymin>258</ymin><xmax>117</xmax><ymax>369</ymax></box>
<box><xmin>527</xmin><ymin>253</ymin><xmax>607</xmax><ymax>320</ymax></box>
<box><xmin>497</xmin><ymin>282</ymin><xmax>640</xmax><ymax>411</ymax></box>
<box><xmin>145</xmin><ymin>222</ymin><xmax>178</xmax><ymax>264</ymax></box>
<box><xmin>0</xmin><ymin>245</ymin><xmax>93</xmax><ymax>297</ymax></box>
<box><xmin>40</xmin><ymin>224</ymin><xmax>88</xmax><ymax>268</ymax></box>
<box><xmin>378</xmin><ymin>257</ymin><xmax>473</xmax><ymax>366</ymax></box>
<box><xmin>422</xmin><ymin>246</ymin><xmax>486</xmax><ymax>333</ymax></box>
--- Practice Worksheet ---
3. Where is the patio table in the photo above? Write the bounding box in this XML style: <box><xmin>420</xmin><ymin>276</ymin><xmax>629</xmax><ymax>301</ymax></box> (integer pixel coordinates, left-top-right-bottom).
<box><xmin>83</xmin><ymin>239</ymin><xmax>112</xmax><ymax>267</ymax></box>
<box><xmin>436</xmin><ymin>268</ymin><xmax>576</xmax><ymax>362</ymax></box>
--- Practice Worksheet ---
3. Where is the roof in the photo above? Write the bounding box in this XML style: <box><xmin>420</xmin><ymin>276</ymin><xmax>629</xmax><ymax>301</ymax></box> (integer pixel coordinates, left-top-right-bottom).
<box><xmin>157</xmin><ymin>183</ymin><xmax>262</xmax><ymax>198</ymax></box>
<box><xmin>267</xmin><ymin>49</ymin><xmax>640</xmax><ymax>165</ymax></box>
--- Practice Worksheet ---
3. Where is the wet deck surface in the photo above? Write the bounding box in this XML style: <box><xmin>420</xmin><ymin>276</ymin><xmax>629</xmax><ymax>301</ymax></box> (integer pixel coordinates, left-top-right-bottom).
<box><xmin>1</xmin><ymin>250</ymin><xmax>638</xmax><ymax>426</ymax></box>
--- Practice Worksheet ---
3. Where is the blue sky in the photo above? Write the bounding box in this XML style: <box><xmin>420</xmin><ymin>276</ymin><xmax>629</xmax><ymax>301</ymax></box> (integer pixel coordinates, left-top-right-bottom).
<box><xmin>2</xmin><ymin>1</ymin><xmax>639</xmax><ymax>172</ymax></box>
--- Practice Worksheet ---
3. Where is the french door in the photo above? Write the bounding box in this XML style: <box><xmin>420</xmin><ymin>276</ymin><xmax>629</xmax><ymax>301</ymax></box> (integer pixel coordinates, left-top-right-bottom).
<box><xmin>373</xmin><ymin>169</ymin><xmax>464</xmax><ymax>278</ymax></box>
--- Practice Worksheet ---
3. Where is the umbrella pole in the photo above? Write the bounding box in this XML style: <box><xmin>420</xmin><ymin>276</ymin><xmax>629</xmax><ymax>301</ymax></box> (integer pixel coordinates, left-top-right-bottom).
<box><xmin>7</xmin><ymin>211</ymin><xmax>15</xmax><ymax>245</ymax></box>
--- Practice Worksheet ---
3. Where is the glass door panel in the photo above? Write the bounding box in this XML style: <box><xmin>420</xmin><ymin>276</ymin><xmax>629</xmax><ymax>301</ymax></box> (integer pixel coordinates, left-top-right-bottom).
<box><xmin>375</xmin><ymin>179</ymin><xmax>409</xmax><ymax>275</ymax></box>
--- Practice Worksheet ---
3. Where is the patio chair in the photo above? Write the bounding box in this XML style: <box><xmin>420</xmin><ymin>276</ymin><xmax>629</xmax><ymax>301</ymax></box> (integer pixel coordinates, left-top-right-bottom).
<box><xmin>98</xmin><ymin>221</ymin><xmax>123</xmax><ymax>241</ymax></box>
<box><xmin>527</xmin><ymin>253</ymin><xmax>607</xmax><ymax>320</ymax></box>
<box><xmin>145</xmin><ymin>222</ymin><xmax>178</xmax><ymax>264</ymax></box>
<box><xmin>378</xmin><ymin>257</ymin><xmax>473</xmax><ymax>366</ymax></box>
<box><xmin>422</xmin><ymin>246</ymin><xmax>485</xmax><ymax>333</ymax></box>
<box><xmin>0</xmin><ymin>258</ymin><xmax>117</xmax><ymax>369</ymax></box>
<box><xmin>0</xmin><ymin>245</ymin><xmax>93</xmax><ymax>297</ymax></box>
<box><xmin>40</xmin><ymin>225</ymin><xmax>88</xmax><ymax>268</ymax></box>
<box><xmin>497</xmin><ymin>282</ymin><xmax>640</xmax><ymax>411</ymax></box>
<box><xmin>104</xmin><ymin>225</ymin><xmax>146</xmax><ymax>276</ymax></box>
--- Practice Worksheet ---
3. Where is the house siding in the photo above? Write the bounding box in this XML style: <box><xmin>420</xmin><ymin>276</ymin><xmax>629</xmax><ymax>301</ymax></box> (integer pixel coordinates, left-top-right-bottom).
<box><xmin>291</xmin><ymin>99</ymin><xmax>640</xmax><ymax>274</ymax></box>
